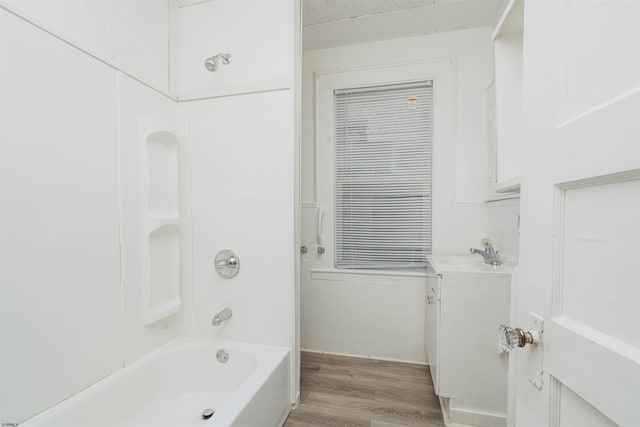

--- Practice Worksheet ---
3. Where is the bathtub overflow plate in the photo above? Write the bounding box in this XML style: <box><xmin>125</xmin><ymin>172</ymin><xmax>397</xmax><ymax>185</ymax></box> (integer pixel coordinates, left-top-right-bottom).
<box><xmin>202</xmin><ymin>408</ymin><xmax>214</xmax><ymax>420</ymax></box>
<box><xmin>216</xmin><ymin>349</ymin><xmax>229</xmax><ymax>363</ymax></box>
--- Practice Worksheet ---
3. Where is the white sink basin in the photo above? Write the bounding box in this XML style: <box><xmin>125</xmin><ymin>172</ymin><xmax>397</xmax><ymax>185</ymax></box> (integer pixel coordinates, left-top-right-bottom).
<box><xmin>428</xmin><ymin>255</ymin><xmax>514</xmax><ymax>274</ymax></box>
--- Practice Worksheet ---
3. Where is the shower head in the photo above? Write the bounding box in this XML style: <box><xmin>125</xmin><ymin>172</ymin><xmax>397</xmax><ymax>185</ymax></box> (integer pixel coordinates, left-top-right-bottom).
<box><xmin>204</xmin><ymin>57</ymin><xmax>217</xmax><ymax>72</ymax></box>
<box><xmin>204</xmin><ymin>53</ymin><xmax>232</xmax><ymax>72</ymax></box>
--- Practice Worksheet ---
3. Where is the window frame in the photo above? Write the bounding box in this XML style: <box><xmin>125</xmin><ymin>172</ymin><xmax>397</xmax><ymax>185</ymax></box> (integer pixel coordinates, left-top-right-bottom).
<box><xmin>333</xmin><ymin>81</ymin><xmax>434</xmax><ymax>269</ymax></box>
<box><xmin>314</xmin><ymin>60</ymin><xmax>455</xmax><ymax>271</ymax></box>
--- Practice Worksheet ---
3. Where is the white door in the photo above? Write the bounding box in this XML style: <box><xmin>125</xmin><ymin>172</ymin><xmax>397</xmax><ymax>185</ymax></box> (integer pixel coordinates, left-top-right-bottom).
<box><xmin>515</xmin><ymin>1</ymin><xmax>640</xmax><ymax>426</ymax></box>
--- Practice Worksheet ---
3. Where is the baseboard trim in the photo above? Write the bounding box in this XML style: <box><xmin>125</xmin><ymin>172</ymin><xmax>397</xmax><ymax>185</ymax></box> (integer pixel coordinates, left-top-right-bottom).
<box><xmin>300</xmin><ymin>348</ymin><xmax>428</xmax><ymax>366</ymax></box>
<box><xmin>439</xmin><ymin>396</ymin><xmax>507</xmax><ymax>427</ymax></box>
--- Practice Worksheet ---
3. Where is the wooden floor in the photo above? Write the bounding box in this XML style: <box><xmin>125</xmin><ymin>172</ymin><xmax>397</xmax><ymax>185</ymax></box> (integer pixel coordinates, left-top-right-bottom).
<box><xmin>284</xmin><ymin>351</ymin><xmax>445</xmax><ymax>427</ymax></box>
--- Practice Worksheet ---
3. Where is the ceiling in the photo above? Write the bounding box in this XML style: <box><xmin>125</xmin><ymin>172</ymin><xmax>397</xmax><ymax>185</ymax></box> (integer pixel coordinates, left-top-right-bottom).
<box><xmin>303</xmin><ymin>0</ymin><xmax>436</xmax><ymax>26</ymax></box>
<box><xmin>302</xmin><ymin>0</ymin><xmax>505</xmax><ymax>50</ymax></box>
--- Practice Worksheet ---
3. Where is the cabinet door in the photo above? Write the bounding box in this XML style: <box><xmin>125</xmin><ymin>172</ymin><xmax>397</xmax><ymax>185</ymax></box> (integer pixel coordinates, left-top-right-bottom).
<box><xmin>425</xmin><ymin>281</ymin><xmax>440</xmax><ymax>392</ymax></box>
<box><xmin>439</xmin><ymin>273</ymin><xmax>510</xmax><ymax>415</ymax></box>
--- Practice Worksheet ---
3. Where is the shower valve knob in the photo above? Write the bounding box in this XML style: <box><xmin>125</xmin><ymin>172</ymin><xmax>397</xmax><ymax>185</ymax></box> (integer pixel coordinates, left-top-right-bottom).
<box><xmin>214</xmin><ymin>249</ymin><xmax>240</xmax><ymax>278</ymax></box>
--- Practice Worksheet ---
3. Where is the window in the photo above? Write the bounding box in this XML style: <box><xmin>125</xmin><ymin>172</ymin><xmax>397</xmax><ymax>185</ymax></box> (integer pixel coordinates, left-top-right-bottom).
<box><xmin>334</xmin><ymin>81</ymin><xmax>432</xmax><ymax>269</ymax></box>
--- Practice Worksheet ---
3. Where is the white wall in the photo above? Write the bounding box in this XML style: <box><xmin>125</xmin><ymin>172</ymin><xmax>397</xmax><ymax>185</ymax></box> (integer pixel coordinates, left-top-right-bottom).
<box><xmin>176</xmin><ymin>0</ymin><xmax>291</xmax><ymax>100</ymax></box>
<box><xmin>1</xmin><ymin>10</ymin><xmax>121</xmax><ymax>422</ymax></box>
<box><xmin>0</xmin><ymin>6</ymin><xmax>189</xmax><ymax>423</ymax></box>
<box><xmin>487</xmin><ymin>198</ymin><xmax>520</xmax><ymax>262</ymax></box>
<box><xmin>494</xmin><ymin>31</ymin><xmax>523</xmax><ymax>183</ymax></box>
<box><xmin>1</xmin><ymin>0</ymin><xmax>171</xmax><ymax>94</ymax></box>
<box><xmin>187</xmin><ymin>90</ymin><xmax>294</xmax><ymax>347</ymax></box>
<box><xmin>301</xmin><ymin>27</ymin><xmax>493</xmax><ymax>362</ymax></box>
<box><xmin>301</xmin><ymin>269</ymin><xmax>436</xmax><ymax>362</ymax></box>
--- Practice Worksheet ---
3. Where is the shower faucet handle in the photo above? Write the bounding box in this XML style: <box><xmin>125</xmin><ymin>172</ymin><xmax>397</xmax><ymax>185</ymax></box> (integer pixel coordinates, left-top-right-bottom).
<box><xmin>214</xmin><ymin>249</ymin><xmax>240</xmax><ymax>278</ymax></box>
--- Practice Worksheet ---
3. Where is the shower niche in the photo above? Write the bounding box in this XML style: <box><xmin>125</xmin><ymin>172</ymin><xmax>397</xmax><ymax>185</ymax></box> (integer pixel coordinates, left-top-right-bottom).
<box><xmin>141</xmin><ymin>124</ymin><xmax>180</xmax><ymax>326</ymax></box>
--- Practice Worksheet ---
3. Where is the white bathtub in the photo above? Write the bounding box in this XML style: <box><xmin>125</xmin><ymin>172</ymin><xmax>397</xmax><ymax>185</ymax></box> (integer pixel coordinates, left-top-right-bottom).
<box><xmin>23</xmin><ymin>338</ymin><xmax>291</xmax><ymax>427</ymax></box>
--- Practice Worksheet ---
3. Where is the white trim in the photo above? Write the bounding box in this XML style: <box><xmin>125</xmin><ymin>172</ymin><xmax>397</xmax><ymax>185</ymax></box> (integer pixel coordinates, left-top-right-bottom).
<box><xmin>312</xmin><ymin>72</ymin><xmax>320</xmax><ymax>205</ymax></box>
<box><xmin>486</xmin><ymin>194</ymin><xmax>521</xmax><ymax>203</ymax></box>
<box><xmin>313</xmin><ymin>55</ymin><xmax>456</xmax><ymax>80</ymax></box>
<box><xmin>311</xmin><ymin>267</ymin><xmax>434</xmax><ymax>280</ymax></box>
<box><xmin>495</xmin><ymin>176</ymin><xmax>521</xmax><ymax>194</ymax></box>
<box><xmin>492</xmin><ymin>0</ymin><xmax>517</xmax><ymax>41</ymax></box>
<box><xmin>451</xmin><ymin>201</ymin><xmax>487</xmax><ymax>207</ymax></box>
<box><xmin>176</xmin><ymin>0</ymin><xmax>212</xmax><ymax>8</ymax></box>
<box><xmin>552</xmin><ymin>185</ymin><xmax>565</xmax><ymax>318</ymax></box>
<box><xmin>169</xmin><ymin>0</ymin><xmax>180</xmax><ymax>99</ymax></box>
<box><xmin>557</xmin><ymin>86</ymin><xmax>640</xmax><ymax>129</ymax></box>
<box><xmin>178</xmin><ymin>78</ymin><xmax>291</xmax><ymax>102</ymax></box>
<box><xmin>300</xmin><ymin>348</ymin><xmax>429</xmax><ymax>366</ymax></box>
<box><xmin>549</xmin><ymin>376</ymin><xmax>561</xmax><ymax>427</ymax></box>
<box><xmin>556</xmin><ymin>168</ymin><xmax>640</xmax><ymax>190</ymax></box>
<box><xmin>448</xmin><ymin>55</ymin><xmax>461</xmax><ymax>206</ymax></box>
<box><xmin>446</xmin><ymin>404</ymin><xmax>507</xmax><ymax>427</ymax></box>
<box><xmin>291</xmin><ymin>0</ymin><xmax>302</xmax><ymax>407</ymax></box>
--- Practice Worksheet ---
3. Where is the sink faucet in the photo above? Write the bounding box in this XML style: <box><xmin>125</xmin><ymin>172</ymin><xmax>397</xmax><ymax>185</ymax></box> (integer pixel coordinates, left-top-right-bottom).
<box><xmin>212</xmin><ymin>308</ymin><xmax>232</xmax><ymax>326</ymax></box>
<box><xmin>470</xmin><ymin>238</ymin><xmax>501</xmax><ymax>266</ymax></box>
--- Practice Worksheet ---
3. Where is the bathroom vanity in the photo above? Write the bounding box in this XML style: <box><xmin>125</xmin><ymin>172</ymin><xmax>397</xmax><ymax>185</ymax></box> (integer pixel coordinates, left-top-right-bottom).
<box><xmin>426</xmin><ymin>255</ymin><xmax>513</xmax><ymax>427</ymax></box>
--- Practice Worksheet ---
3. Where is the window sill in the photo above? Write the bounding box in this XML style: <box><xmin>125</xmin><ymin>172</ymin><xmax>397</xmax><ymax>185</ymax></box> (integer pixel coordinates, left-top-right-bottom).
<box><xmin>310</xmin><ymin>267</ymin><xmax>436</xmax><ymax>281</ymax></box>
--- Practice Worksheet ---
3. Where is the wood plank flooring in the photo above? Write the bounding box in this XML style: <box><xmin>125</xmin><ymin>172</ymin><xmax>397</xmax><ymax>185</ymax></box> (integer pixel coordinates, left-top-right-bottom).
<box><xmin>284</xmin><ymin>352</ymin><xmax>445</xmax><ymax>427</ymax></box>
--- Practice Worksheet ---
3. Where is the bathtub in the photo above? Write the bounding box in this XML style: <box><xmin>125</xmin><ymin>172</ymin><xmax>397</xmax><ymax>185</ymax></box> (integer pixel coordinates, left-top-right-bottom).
<box><xmin>22</xmin><ymin>338</ymin><xmax>291</xmax><ymax>427</ymax></box>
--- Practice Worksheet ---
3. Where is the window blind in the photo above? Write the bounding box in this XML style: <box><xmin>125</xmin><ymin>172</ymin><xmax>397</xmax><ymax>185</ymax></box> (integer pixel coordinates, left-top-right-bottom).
<box><xmin>334</xmin><ymin>81</ymin><xmax>432</xmax><ymax>269</ymax></box>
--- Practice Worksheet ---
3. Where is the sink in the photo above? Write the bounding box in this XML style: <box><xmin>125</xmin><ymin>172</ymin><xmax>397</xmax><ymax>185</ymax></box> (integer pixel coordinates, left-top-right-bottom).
<box><xmin>428</xmin><ymin>255</ymin><xmax>514</xmax><ymax>274</ymax></box>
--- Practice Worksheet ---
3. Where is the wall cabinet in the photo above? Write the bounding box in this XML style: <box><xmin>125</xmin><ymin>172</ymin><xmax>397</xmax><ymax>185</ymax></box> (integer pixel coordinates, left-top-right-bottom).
<box><xmin>426</xmin><ymin>259</ymin><xmax>512</xmax><ymax>427</ymax></box>
<box><xmin>489</xmin><ymin>0</ymin><xmax>524</xmax><ymax>196</ymax></box>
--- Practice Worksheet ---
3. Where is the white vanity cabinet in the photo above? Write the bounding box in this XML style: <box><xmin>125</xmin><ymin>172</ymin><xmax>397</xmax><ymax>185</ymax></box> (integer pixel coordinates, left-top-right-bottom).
<box><xmin>425</xmin><ymin>276</ymin><xmax>440</xmax><ymax>392</ymax></box>
<box><xmin>426</xmin><ymin>256</ymin><xmax>512</xmax><ymax>427</ymax></box>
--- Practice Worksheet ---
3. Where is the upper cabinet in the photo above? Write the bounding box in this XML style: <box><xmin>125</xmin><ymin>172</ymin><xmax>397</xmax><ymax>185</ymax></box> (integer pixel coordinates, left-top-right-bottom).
<box><xmin>489</xmin><ymin>0</ymin><xmax>524</xmax><ymax>196</ymax></box>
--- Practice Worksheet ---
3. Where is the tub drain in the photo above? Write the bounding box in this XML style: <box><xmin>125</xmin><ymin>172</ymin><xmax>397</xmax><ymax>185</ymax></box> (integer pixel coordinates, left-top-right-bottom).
<box><xmin>202</xmin><ymin>408</ymin><xmax>214</xmax><ymax>420</ymax></box>
<box><xmin>216</xmin><ymin>349</ymin><xmax>229</xmax><ymax>363</ymax></box>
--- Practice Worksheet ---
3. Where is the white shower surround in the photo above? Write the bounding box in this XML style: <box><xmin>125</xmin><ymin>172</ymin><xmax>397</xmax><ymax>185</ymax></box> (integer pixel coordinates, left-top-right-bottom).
<box><xmin>0</xmin><ymin>0</ymin><xmax>298</xmax><ymax>423</ymax></box>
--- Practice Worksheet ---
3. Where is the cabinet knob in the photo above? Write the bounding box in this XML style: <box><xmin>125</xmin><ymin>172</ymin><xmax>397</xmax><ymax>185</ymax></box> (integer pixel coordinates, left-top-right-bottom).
<box><xmin>427</xmin><ymin>295</ymin><xmax>434</xmax><ymax>305</ymax></box>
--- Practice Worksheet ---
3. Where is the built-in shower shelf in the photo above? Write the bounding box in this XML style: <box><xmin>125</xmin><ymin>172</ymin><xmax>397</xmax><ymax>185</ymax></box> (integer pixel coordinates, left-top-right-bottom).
<box><xmin>140</xmin><ymin>122</ymin><xmax>181</xmax><ymax>326</ymax></box>
<box><xmin>146</xmin><ymin>216</ymin><xmax>180</xmax><ymax>231</ymax></box>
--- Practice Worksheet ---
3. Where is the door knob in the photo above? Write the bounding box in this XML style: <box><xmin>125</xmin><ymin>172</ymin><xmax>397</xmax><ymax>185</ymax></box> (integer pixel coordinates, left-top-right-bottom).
<box><xmin>498</xmin><ymin>325</ymin><xmax>541</xmax><ymax>353</ymax></box>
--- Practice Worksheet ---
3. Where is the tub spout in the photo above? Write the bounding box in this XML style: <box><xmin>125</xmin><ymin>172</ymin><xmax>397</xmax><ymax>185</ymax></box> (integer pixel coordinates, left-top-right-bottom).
<box><xmin>212</xmin><ymin>308</ymin><xmax>232</xmax><ymax>326</ymax></box>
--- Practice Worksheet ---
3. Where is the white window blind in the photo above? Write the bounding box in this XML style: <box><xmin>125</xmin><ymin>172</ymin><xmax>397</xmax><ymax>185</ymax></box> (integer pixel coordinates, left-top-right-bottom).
<box><xmin>334</xmin><ymin>81</ymin><xmax>432</xmax><ymax>269</ymax></box>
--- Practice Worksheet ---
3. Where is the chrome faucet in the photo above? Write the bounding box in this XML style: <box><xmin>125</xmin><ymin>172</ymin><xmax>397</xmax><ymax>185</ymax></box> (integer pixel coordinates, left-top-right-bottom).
<box><xmin>470</xmin><ymin>238</ymin><xmax>501</xmax><ymax>266</ymax></box>
<box><xmin>212</xmin><ymin>308</ymin><xmax>232</xmax><ymax>326</ymax></box>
